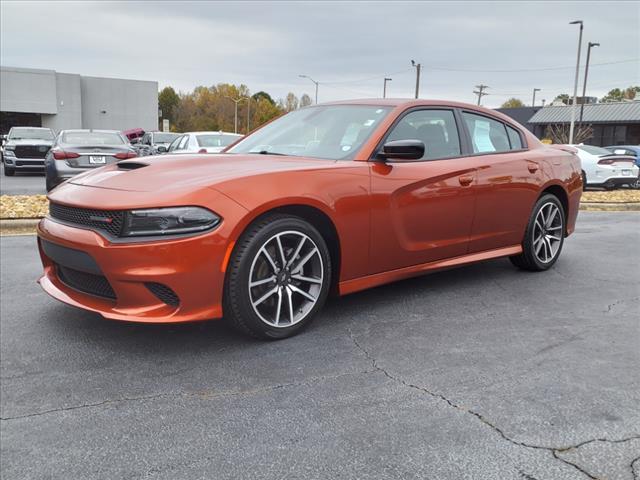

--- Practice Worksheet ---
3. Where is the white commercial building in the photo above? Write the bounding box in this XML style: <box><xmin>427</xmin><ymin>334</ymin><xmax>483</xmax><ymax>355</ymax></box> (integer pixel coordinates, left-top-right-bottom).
<box><xmin>0</xmin><ymin>66</ymin><xmax>158</xmax><ymax>134</ymax></box>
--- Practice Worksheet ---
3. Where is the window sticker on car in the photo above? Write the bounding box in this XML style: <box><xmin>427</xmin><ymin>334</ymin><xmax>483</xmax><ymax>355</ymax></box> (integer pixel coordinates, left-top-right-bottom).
<box><xmin>472</xmin><ymin>120</ymin><xmax>496</xmax><ymax>153</ymax></box>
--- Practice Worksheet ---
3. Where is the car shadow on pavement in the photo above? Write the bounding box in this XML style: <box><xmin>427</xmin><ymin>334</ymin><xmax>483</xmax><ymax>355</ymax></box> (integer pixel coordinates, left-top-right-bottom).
<box><xmin>45</xmin><ymin>257</ymin><xmax>519</xmax><ymax>353</ymax></box>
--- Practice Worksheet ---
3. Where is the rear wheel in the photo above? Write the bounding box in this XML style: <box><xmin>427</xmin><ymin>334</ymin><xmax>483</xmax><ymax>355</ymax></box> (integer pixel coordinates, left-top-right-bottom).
<box><xmin>510</xmin><ymin>194</ymin><xmax>565</xmax><ymax>271</ymax></box>
<box><xmin>581</xmin><ymin>171</ymin><xmax>587</xmax><ymax>191</ymax></box>
<box><xmin>224</xmin><ymin>214</ymin><xmax>332</xmax><ymax>339</ymax></box>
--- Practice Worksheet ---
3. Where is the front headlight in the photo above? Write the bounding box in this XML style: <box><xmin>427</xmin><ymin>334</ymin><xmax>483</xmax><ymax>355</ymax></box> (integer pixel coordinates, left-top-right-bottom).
<box><xmin>121</xmin><ymin>206</ymin><xmax>221</xmax><ymax>237</ymax></box>
<box><xmin>4</xmin><ymin>146</ymin><xmax>16</xmax><ymax>155</ymax></box>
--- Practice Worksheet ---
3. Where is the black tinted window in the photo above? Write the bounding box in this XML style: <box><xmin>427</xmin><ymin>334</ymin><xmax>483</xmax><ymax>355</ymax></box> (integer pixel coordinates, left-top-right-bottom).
<box><xmin>385</xmin><ymin>109</ymin><xmax>461</xmax><ymax>160</ymax></box>
<box><xmin>506</xmin><ymin>125</ymin><xmax>523</xmax><ymax>150</ymax></box>
<box><xmin>462</xmin><ymin>112</ymin><xmax>511</xmax><ymax>154</ymax></box>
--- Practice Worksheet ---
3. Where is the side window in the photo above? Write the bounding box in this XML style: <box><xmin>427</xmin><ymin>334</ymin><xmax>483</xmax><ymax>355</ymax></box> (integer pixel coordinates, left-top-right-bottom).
<box><xmin>385</xmin><ymin>109</ymin><xmax>461</xmax><ymax>160</ymax></box>
<box><xmin>177</xmin><ymin>135</ymin><xmax>190</xmax><ymax>150</ymax></box>
<box><xmin>506</xmin><ymin>125</ymin><xmax>523</xmax><ymax>150</ymax></box>
<box><xmin>462</xmin><ymin>112</ymin><xmax>511</xmax><ymax>154</ymax></box>
<box><xmin>167</xmin><ymin>136</ymin><xmax>183</xmax><ymax>152</ymax></box>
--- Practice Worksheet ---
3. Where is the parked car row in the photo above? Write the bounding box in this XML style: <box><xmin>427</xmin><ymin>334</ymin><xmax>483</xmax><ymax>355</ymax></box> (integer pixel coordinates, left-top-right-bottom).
<box><xmin>1</xmin><ymin>127</ymin><xmax>242</xmax><ymax>191</ymax></box>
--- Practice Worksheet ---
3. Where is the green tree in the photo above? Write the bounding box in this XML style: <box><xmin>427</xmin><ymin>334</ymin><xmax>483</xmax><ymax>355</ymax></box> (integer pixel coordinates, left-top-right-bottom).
<box><xmin>252</xmin><ymin>91</ymin><xmax>275</xmax><ymax>105</ymax></box>
<box><xmin>158</xmin><ymin>86</ymin><xmax>180</xmax><ymax>124</ymax></box>
<box><xmin>553</xmin><ymin>94</ymin><xmax>570</xmax><ymax>105</ymax></box>
<box><xmin>601</xmin><ymin>86</ymin><xmax>640</xmax><ymax>102</ymax></box>
<box><xmin>500</xmin><ymin>98</ymin><xmax>525</xmax><ymax>108</ymax></box>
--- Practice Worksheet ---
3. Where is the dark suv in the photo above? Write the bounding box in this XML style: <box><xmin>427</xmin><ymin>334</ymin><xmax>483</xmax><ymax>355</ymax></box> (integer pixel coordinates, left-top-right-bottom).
<box><xmin>2</xmin><ymin>127</ymin><xmax>55</xmax><ymax>176</ymax></box>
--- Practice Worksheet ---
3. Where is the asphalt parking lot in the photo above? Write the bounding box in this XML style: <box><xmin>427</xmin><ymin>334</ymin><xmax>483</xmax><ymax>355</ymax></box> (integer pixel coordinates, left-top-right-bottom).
<box><xmin>0</xmin><ymin>163</ymin><xmax>47</xmax><ymax>195</ymax></box>
<box><xmin>1</xmin><ymin>212</ymin><xmax>639</xmax><ymax>480</ymax></box>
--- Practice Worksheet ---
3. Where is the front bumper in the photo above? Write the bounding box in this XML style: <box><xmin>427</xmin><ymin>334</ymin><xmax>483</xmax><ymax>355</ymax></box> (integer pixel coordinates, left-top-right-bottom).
<box><xmin>4</xmin><ymin>156</ymin><xmax>45</xmax><ymax>170</ymax></box>
<box><xmin>37</xmin><ymin>217</ymin><xmax>231</xmax><ymax>323</ymax></box>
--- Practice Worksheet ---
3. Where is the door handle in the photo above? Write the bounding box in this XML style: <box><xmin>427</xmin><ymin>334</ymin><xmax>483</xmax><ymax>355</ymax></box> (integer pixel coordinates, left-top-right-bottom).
<box><xmin>527</xmin><ymin>162</ymin><xmax>539</xmax><ymax>173</ymax></box>
<box><xmin>458</xmin><ymin>175</ymin><xmax>474</xmax><ymax>186</ymax></box>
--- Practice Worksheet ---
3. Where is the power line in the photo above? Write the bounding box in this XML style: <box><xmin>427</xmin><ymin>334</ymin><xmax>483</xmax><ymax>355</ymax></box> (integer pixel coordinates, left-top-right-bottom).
<box><xmin>426</xmin><ymin>58</ymin><xmax>638</xmax><ymax>73</ymax></box>
<box><xmin>322</xmin><ymin>68</ymin><xmax>413</xmax><ymax>85</ymax></box>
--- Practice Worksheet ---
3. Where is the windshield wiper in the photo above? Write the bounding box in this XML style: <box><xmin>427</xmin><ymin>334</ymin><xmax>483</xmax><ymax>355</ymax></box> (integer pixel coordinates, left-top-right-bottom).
<box><xmin>251</xmin><ymin>150</ymin><xmax>288</xmax><ymax>156</ymax></box>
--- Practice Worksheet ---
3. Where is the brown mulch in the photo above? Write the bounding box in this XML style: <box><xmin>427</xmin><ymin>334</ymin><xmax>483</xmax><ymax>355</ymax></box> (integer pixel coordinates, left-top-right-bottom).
<box><xmin>1</xmin><ymin>190</ymin><xmax>639</xmax><ymax>220</ymax></box>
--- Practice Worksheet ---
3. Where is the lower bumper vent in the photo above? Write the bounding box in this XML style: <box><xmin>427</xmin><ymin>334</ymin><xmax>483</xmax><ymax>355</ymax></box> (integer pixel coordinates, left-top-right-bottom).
<box><xmin>145</xmin><ymin>282</ymin><xmax>180</xmax><ymax>307</ymax></box>
<box><xmin>57</xmin><ymin>265</ymin><xmax>116</xmax><ymax>300</ymax></box>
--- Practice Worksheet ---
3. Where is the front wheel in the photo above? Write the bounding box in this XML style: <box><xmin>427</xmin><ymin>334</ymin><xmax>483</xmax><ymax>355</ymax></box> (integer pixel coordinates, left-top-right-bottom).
<box><xmin>510</xmin><ymin>194</ymin><xmax>565</xmax><ymax>271</ymax></box>
<box><xmin>224</xmin><ymin>214</ymin><xmax>332</xmax><ymax>339</ymax></box>
<box><xmin>3</xmin><ymin>165</ymin><xmax>15</xmax><ymax>176</ymax></box>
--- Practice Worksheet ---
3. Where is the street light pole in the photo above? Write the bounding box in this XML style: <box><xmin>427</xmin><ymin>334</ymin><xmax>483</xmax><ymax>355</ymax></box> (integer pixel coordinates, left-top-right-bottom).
<box><xmin>532</xmin><ymin>88</ymin><xmax>541</xmax><ymax>107</ymax></box>
<box><xmin>225</xmin><ymin>96</ymin><xmax>245</xmax><ymax>134</ymax></box>
<box><xmin>411</xmin><ymin>60</ymin><xmax>421</xmax><ymax>99</ymax></box>
<box><xmin>246</xmin><ymin>97</ymin><xmax>252</xmax><ymax>133</ymax></box>
<box><xmin>383</xmin><ymin>77</ymin><xmax>392</xmax><ymax>98</ymax></box>
<box><xmin>568</xmin><ymin>20</ymin><xmax>584</xmax><ymax>144</ymax></box>
<box><xmin>580</xmin><ymin>41</ymin><xmax>599</xmax><ymax>123</ymax></box>
<box><xmin>299</xmin><ymin>75</ymin><xmax>319</xmax><ymax>104</ymax></box>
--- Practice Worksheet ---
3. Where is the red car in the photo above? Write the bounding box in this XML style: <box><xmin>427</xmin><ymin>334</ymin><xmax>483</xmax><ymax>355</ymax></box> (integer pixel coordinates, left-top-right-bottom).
<box><xmin>37</xmin><ymin>99</ymin><xmax>582</xmax><ymax>339</ymax></box>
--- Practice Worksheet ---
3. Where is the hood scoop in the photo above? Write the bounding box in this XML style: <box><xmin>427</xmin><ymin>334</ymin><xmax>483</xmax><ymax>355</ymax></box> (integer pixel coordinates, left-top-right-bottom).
<box><xmin>117</xmin><ymin>160</ymin><xmax>149</xmax><ymax>170</ymax></box>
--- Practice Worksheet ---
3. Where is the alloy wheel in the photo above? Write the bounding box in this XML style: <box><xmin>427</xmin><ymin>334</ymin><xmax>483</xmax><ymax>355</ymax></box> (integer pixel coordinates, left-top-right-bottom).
<box><xmin>248</xmin><ymin>230</ymin><xmax>324</xmax><ymax>327</ymax></box>
<box><xmin>533</xmin><ymin>202</ymin><xmax>563</xmax><ymax>264</ymax></box>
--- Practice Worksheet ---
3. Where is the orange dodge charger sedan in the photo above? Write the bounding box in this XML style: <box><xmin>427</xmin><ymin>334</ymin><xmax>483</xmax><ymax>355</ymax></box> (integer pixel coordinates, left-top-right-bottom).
<box><xmin>37</xmin><ymin>99</ymin><xmax>582</xmax><ymax>339</ymax></box>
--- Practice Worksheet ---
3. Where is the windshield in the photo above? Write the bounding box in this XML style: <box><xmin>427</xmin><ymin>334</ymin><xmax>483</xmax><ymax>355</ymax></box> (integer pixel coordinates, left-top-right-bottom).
<box><xmin>227</xmin><ymin>105</ymin><xmax>392</xmax><ymax>160</ymax></box>
<box><xmin>8</xmin><ymin>128</ymin><xmax>54</xmax><ymax>141</ymax></box>
<box><xmin>154</xmin><ymin>132</ymin><xmax>180</xmax><ymax>143</ymax></box>
<box><xmin>577</xmin><ymin>145</ymin><xmax>614</xmax><ymax>156</ymax></box>
<box><xmin>62</xmin><ymin>131</ymin><xmax>125</xmax><ymax>145</ymax></box>
<box><xmin>197</xmin><ymin>134</ymin><xmax>241</xmax><ymax>148</ymax></box>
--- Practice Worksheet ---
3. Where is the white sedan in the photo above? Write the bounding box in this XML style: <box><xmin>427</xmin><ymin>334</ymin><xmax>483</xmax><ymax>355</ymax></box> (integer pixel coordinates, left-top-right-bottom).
<box><xmin>166</xmin><ymin>131</ymin><xmax>243</xmax><ymax>154</ymax></box>
<box><xmin>569</xmin><ymin>144</ymin><xmax>639</xmax><ymax>190</ymax></box>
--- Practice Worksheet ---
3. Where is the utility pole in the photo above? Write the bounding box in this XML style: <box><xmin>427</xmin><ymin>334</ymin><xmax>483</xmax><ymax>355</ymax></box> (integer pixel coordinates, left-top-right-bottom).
<box><xmin>299</xmin><ymin>75</ymin><xmax>319</xmax><ymax>104</ymax></box>
<box><xmin>246</xmin><ymin>97</ymin><xmax>252</xmax><ymax>133</ymax></box>
<box><xmin>411</xmin><ymin>60</ymin><xmax>421</xmax><ymax>98</ymax></box>
<box><xmin>569</xmin><ymin>20</ymin><xmax>584</xmax><ymax>144</ymax></box>
<box><xmin>580</xmin><ymin>41</ymin><xmax>599</xmax><ymax>123</ymax></box>
<box><xmin>225</xmin><ymin>96</ymin><xmax>245</xmax><ymax>134</ymax></box>
<box><xmin>473</xmin><ymin>85</ymin><xmax>489</xmax><ymax>106</ymax></box>
<box><xmin>383</xmin><ymin>77</ymin><xmax>392</xmax><ymax>98</ymax></box>
<box><xmin>532</xmin><ymin>88</ymin><xmax>541</xmax><ymax>107</ymax></box>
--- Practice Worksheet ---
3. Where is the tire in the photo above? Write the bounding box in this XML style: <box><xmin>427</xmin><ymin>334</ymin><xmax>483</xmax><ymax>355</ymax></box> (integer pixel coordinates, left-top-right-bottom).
<box><xmin>224</xmin><ymin>214</ymin><xmax>332</xmax><ymax>339</ymax></box>
<box><xmin>3</xmin><ymin>165</ymin><xmax>15</xmax><ymax>176</ymax></box>
<box><xmin>581</xmin><ymin>171</ymin><xmax>587</xmax><ymax>191</ymax></box>
<box><xmin>510</xmin><ymin>193</ymin><xmax>565</xmax><ymax>272</ymax></box>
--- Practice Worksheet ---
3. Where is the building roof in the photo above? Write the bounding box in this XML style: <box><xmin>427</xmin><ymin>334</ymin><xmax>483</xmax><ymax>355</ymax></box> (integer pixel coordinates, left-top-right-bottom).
<box><xmin>528</xmin><ymin>101</ymin><xmax>640</xmax><ymax>124</ymax></box>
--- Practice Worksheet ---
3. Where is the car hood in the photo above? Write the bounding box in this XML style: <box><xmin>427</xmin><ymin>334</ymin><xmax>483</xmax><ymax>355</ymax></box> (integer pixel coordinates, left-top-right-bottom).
<box><xmin>69</xmin><ymin>153</ymin><xmax>336</xmax><ymax>192</ymax></box>
<box><xmin>6</xmin><ymin>139</ymin><xmax>53</xmax><ymax>146</ymax></box>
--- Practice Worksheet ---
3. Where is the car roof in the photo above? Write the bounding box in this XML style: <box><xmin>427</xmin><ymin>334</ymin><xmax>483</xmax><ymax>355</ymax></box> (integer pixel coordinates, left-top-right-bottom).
<box><xmin>10</xmin><ymin>126</ymin><xmax>53</xmax><ymax>130</ymax></box>
<box><xmin>61</xmin><ymin>129</ymin><xmax>122</xmax><ymax>134</ymax></box>
<box><xmin>185</xmin><ymin>131</ymin><xmax>241</xmax><ymax>136</ymax></box>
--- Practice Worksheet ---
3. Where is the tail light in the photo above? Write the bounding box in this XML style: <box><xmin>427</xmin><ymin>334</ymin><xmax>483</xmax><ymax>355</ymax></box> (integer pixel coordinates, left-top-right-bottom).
<box><xmin>598</xmin><ymin>158</ymin><xmax>634</xmax><ymax>165</ymax></box>
<box><xmin>198</xmin><ymin>148</ymin><xmax>208</xmax><ymax>154</ymax></box>
<box><xmin>52</xmin><ymin>149</ymin><xmax>80</xmax><ymax>160</ymax></box>
<box><xmin>114</xmin><ymin>151</ymin><xmax>138</xmax><ymax>160</ymax></box>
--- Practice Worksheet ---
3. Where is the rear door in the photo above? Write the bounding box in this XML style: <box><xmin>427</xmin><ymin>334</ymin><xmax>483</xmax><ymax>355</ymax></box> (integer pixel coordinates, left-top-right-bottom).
<box><xmin>369</xmin><ymin>108</ymin><xmax>477</xmax><ymax>273</ymax></box>
<box><xmin>460</xmin><ymin>111</ymin><xmax>542</xmax><ymax>253</ymax></box>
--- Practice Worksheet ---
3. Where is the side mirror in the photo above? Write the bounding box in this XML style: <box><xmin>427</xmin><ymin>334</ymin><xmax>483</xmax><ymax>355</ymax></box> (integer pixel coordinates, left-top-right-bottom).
<box><xmin>156</xmin><ymin>145</ymin><xmax>167</xmax><ymax>153</ymax></box>
<box><xmin>380</xmin><ymin>139</ymin><xmax>425</xmax><ymax>161</ymax></box>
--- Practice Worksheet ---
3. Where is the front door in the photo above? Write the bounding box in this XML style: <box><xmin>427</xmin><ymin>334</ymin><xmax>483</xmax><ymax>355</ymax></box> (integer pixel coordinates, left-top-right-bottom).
<box><xmin>369</xmin><ymin>108</ymin><xmax>477</xmax><ymax>274</ymax></box>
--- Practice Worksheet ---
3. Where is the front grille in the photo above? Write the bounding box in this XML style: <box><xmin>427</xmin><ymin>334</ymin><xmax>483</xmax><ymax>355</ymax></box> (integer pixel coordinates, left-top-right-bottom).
<box><xmin>145</xmin><ymin>282</ymin><xmax>180</xmax><ymax>306</ymax></box>
<box><xmin>15</xmin><ymin>160</ymin><xmax>44</xmax><ymax>167</ymax></box>
<box><xmin>14</xmin><ymin>145</ymin><xmax>49</xmax><ymax>159</ymax></box>
<box><xmin>57</xmin><ymin>265</ymin><xmax>116</xmax><ymax>300</ymax></box>
<box><xmin>49</xmin><ymin>203</ymin><xmax>125</xmax><ymax>237</ymax></box>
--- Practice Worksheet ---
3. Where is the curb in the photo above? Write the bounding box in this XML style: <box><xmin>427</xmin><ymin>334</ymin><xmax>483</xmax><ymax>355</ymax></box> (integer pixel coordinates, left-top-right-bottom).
<box><xmin>579</xmin><ymin>202</ymin><xmax>640</xmax><ymax>211</ymax></box>
<box><xmin>0</xmin><ymin>218</ymin><xmax>41</xmax><ymax>236</ymax></box>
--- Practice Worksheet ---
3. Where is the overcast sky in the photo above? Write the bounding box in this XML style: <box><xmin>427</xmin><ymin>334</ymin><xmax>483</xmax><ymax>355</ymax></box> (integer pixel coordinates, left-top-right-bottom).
<box><xmin>1</xmin><ymin>1</ymin><xmax>638</xmax><ymax>107</ymax></box>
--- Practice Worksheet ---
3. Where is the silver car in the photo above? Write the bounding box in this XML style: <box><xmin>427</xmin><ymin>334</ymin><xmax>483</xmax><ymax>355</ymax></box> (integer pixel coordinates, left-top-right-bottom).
<box><xmin>2</xmin><ymin>127</ymin><xmax>55</xmax><ymax>176</ymax></box>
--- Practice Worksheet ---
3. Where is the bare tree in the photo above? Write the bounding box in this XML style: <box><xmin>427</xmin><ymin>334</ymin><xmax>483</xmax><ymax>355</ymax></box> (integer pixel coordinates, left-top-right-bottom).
<box><xmin>284</xmin><ymin>92</ymin><xmax>299</xmax><ymax>112</ymax></box>
<box><xmin>299</xmin><ymin>94</ymin><xmax>312</xmax><ymax>107</ymax></box>
<box><xmin>546</xmin><ymin>123</ymin><xmax>593</xmax><ymax>144</ymax></box>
